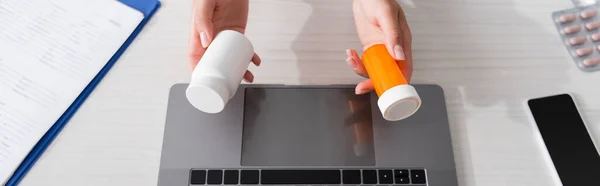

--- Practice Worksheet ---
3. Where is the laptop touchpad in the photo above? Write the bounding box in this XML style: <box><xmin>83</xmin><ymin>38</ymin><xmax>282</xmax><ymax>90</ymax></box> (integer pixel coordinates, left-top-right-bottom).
<box><xmin>241</xmin><ymin>88</ymin><xmax>376</xmax><ymax>166</ymax></box>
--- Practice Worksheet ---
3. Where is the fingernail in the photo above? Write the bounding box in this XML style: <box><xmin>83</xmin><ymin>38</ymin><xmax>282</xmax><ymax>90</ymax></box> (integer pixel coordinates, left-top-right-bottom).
<box><xmin>346</xmin><ymin>49</ymin><xmax>352</xmax><ymax>57</ymax></box>
<box><xmin>200</xmin><ymin>32</ymin><xmax>209</xmax><ymax>48</ymax></box>
<box><xmin>394</xmin><ymin>45</ymin><xmax>405</xmax><ymax>60</ymax></box>
<box><xmin>355</xmin><ymin>88</ymin><xmax>364</xmax><ymax>95</ymax></box>
<box><xmin>347</xmin><ymin>58</ymin><xmax>357</xmax><ymax>69</ymax></box>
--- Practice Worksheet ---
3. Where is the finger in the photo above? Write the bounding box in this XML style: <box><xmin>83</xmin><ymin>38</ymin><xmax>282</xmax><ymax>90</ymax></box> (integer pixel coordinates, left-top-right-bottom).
<box><xmin>251</xmin><ymin>53</ymin><xmax>262</xmax><ymax>66</ymax></box>
<box><xmin>189</xmin><ymin>0</ymin><xmax>216</xmax><ymax>69</ymax></box>
<box><xmin>188</xmin><ymin>24</ymin><xmax>205</xmax><ymax>70</ymax></box>
<box><xmin>349</xmin><ymin>48</ymin><xmax>361</xmax><ymax>62</ymax></box>
<box><xmin>242</xmin><ymin>70</ymin><xmax>254</xmax><ymax>83</ymax></box>
<box><xmin>397</xmin><ymin>7</ymin><xmax>413</xmax><ymax>82</ymax></box>
<box><xmin>346</xmin><ymin>57</ymin><xmax>356</xmax><ymax>70</ymax></box>
<box><xmin>345</xmin><ymin>48</ymin><xmax>353</xmax><ymax>58</ymax></box>
<box><xmin>345</xmin><ymin>49</ymin><xmax>356</xmax><ymax>68</ymax></box>
<box><xmin>398</xmin><ymin>29</ymin><xmax>413</xmax><ymax>82</ymax></box>
<box><xmin>355</xmin><ymin>79</ymin><xmax>374</xmax><ymax>95</ymax></box>
<box><xmin>193</xmin><ymin>0</ymin><xmax>216</xmax><ymax>48</ymax></box>
<box><xmin>346</xmin><ymin>49</ymin><xmax>368</xmax><ymax>78</ymax></box>
<box><xmin>376</xmin><ymin>2</ymin><xmax>404</xmax><ymax>60</ymax></box>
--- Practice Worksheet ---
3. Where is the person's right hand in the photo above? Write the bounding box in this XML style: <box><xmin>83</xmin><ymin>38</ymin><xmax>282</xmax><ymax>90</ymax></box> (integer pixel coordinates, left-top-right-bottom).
<box><xmin>189</xmin><ymin>0</ymin><xmax>261</xmax><ymax>82</ymax></box>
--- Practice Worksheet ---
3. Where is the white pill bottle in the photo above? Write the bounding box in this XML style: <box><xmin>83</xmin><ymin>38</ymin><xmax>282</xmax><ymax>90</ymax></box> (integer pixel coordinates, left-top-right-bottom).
<box><xmin>186</xmin><ymin>30</ymin><xmax>254</xmax><ymax>113</ymax></box>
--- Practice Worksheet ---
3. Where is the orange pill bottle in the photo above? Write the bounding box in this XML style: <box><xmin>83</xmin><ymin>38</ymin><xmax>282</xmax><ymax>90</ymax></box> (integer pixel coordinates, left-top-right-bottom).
<box><xmin>361</xmin><ymin>44</ymin><xmax>421</xmax><ymax>121</ymax></box>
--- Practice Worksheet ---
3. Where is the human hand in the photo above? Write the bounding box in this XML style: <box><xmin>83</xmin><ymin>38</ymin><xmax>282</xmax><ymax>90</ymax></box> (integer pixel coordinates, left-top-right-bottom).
<box><xmin>347</xmin><ymin>0</ymin><xmax>412</xmax><ymax>94</ymax></box>
<box><xmin>189</xmin><ymin>0</ymin><xmax>261</xmax><ymax>82</ymax></box>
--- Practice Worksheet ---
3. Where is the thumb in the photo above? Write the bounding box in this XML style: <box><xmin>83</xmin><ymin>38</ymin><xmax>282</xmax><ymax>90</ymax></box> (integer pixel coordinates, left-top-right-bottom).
<box><xmin>377</xmin><ymin>7</ymin><xmax>404</xmax><ymax>61</ymax></box>
<box><xmin>193</xmin><ymin>0</ymin><xmax>216</xmax><ymax>48</ymax></box>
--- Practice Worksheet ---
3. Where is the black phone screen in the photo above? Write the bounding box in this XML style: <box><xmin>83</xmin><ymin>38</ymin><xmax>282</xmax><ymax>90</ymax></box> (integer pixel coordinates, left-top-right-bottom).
<box><xmin>528</xmin><ymin>94</ymin><xmax>600</xmax><ymax>185</ymax></box>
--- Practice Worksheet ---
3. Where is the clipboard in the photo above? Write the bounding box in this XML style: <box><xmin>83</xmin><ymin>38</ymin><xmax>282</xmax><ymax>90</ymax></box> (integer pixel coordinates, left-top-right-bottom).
<box><xmin>4</xmin><ymin>0</ymin><xmax>161</xmax><ymax>185</ymax></box>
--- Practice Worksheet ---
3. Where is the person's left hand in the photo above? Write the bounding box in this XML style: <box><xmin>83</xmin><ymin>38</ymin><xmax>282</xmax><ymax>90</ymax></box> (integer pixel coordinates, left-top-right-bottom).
<box><xmin>347</xmin><ymin>0</ymin><xmax>413</xmax><ymax>95</ymax></box>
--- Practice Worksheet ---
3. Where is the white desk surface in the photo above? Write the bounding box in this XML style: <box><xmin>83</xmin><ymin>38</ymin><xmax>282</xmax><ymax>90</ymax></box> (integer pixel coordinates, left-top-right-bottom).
<box><xmin>18</xmin><ymin>0</ymin><xmax>600</xmax><ymax>185</ymax></box>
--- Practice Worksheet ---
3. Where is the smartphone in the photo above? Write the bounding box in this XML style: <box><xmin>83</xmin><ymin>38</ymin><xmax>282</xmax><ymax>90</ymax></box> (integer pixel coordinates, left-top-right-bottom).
<box><xmin>528</xmin><ymin>94</ymin><xmax>600</xmax><ymax>185</ymax></box>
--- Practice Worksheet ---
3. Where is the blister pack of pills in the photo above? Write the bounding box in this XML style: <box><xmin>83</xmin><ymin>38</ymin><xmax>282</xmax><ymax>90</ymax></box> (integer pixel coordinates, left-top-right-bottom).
<box><xmin>553</xmin><ymin>5</ymin><xmax>600</xmax><ymax>72</ymax></box>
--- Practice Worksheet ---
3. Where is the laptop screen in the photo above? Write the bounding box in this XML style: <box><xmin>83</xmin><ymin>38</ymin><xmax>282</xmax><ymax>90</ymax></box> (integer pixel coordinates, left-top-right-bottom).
<box><xmin>241</xmin><ymin>87</ymin><xmax>376</xmax><ymax>166</ymax></box>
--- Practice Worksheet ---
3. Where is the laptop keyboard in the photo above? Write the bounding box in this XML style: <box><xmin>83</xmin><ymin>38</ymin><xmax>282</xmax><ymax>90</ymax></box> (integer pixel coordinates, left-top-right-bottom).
<box><xmin>189</xmin><ymin>168</ymin><xmax>427</xmax><ymax>185</ymax></box>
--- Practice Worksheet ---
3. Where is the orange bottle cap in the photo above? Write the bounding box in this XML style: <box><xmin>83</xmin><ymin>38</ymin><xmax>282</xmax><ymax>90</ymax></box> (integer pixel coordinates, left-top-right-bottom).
<box><xmin>377</xmin><ymin>84</ymin><xmax>421</xmax><ymax>121</ymax></box>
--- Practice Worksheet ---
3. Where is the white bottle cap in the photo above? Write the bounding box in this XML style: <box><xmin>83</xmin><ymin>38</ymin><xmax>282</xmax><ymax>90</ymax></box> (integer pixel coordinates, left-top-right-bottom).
<box><xmin>186</xmin><ymin>76</ymin><xmax>230</xmax><ymax>113</ymax></box>
<box><xmin>377</xmin><ymin>84</ymin><xmax>421</xmax><ymax>121</ymax></box>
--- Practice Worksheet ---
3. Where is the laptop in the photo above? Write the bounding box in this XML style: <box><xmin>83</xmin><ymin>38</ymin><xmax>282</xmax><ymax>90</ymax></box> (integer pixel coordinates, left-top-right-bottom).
<box><xmin>158</xmin><ymin>84</ymin><xmax>458</xmax><ymax>186</ymax></box>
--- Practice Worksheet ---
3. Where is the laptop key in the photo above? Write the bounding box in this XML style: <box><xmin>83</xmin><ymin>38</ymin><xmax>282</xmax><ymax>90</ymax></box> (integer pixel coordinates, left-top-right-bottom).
<box><xmin>261</xmin><ymin>169</ymin><xmax>341</xmax><ymax>184</ymax></box>
<box><xmin>190</xmin><ymin>170</ymin><xmax>206</xmax><ymax>185</ymax></box>
<box><xmin>223</xmin><ymin>170</ymin><xmax>239</xmax><ymax>185</ymax></box>
<box><xmin>207</xmin><ymin>170</ymin><xmax>223</xmax><ymax>184</ymax></box>
<box><xmin>410</xmin><ymin>169</ymin><xmax>426</xmax><ymax>184</ymax></box>
<box><xmin>342</xmin><ymin>170</ymin><xmax>361</xmax><ymax>184</ymax></box>
<box><xmin>394</xmin><ymin>169</ymin><xmax>409</xmax><ymax>184</ymax></box>
<box><xmin>378</xmin><ymin>170</ymin><xmax>393</xmax><ymax>184</ymax></box>
<box><xmin>395</xmin><ymin>177</ymin><xmax>410</xmax><ymax>184</ymax></box>
<box><xmin>362</xmin><ymin>169</ymin><xmax>377</xmax><ymax>184</ymax></box>
<box><xmin>394</xmin><ymin>169</ymin><xmax>409</xmax><ymax>178</ymax></box>
<box><xmin>240</xmin><ymin>170</ymin><xmax>259</xmax><ymax>184</ymax></box>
